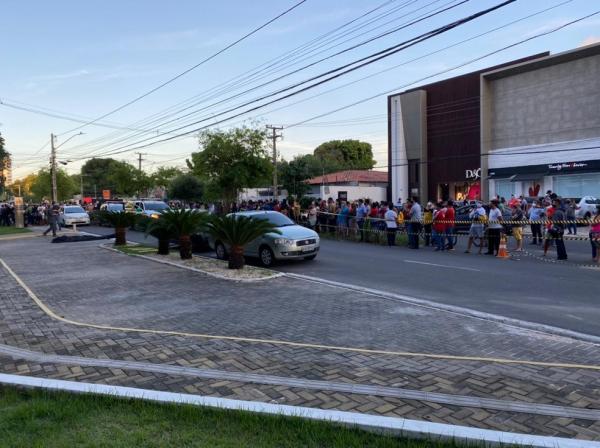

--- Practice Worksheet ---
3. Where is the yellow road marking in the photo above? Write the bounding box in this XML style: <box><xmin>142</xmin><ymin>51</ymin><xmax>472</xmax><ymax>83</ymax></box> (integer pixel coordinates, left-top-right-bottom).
<box><xmin>1</xmin><ymin>256</ymin><xmax>599</xmax><ymax>371</ymax></box>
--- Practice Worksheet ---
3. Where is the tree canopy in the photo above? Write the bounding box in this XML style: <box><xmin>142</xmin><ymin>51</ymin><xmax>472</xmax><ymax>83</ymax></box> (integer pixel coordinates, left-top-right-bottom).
<box><xmin>168</xmin><ymin>173</ymin><xmax>203</xmax><ymax>202</ymax></box>
<box><xmin>278</xmin><ymin>139</ymin><xmax>375</xmax><ymax>197</ymax></box>
<box><xmin>30</xmin><ymin>168</ymin><xmax>77</xmax><ymax>201</ymax></box>
<box><xmin>81</xmin><ymin>157</ymin><xmax>151</xmax><ymax>197</ymax></box>
<box><xmin>187</xmin><ymin>127</ymin><xmax>272</xmax><ymax>206</ymax></box>
<box><xmin>153</xmin><ymin>166</ymin><xmax>183</xmax><ymax>188</ymax></box>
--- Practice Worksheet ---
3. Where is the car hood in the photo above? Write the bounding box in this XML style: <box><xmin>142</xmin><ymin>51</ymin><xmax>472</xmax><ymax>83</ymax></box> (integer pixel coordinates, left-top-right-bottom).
<box><xmin>266</xmin><ymin>225</ymin><xmax>318</xmax><ymax>240</ymax></box>
<box><xmin>64</xmin><ymin>213</ymin><xmax>89</xmax><ymax>219</ymax></box>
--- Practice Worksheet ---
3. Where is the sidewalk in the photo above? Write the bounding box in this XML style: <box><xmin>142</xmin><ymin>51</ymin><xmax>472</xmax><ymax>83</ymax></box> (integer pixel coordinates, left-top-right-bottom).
<box><xmin>0</xmin><ymin>236</ymin><xmax>599</xmax><ymax>440</ymax></box>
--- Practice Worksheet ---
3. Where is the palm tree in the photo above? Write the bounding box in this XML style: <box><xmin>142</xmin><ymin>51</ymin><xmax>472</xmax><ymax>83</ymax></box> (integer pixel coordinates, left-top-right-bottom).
<box><xmin>159</xmin><ymin>209</ymin><xmax>208</xmax><ymax>259</ymax></box>
<box><xmin>144</xmin><ymin>217</ymin><xmax>173</xmax><ymax>255</ymax></box>
<box><xmin>99</xmin><ymin>211</ymin><xmax>139</xmax><ymax>246</ymax></box>
<box><xmin>206</xmin><ymin>215</ymin><xmax>281</xmax><ymax>269</ymax></box>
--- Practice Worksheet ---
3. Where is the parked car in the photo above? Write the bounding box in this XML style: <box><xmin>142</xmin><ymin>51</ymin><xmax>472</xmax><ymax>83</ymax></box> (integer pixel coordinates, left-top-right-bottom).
<box><xmin>208</xmin><ymin>211</ymin><xmax>320</xmax><ymax>267</ymax></box>
<box><xmin>125</xmin><ymin>200</ymin><xmax>170</xmax><ymax>219</ymax></box>
<box><xmin>574</xmin><ymin>196</ymin><xmax>600</xmax><ymax>220</ymax></box>
<box><xmin>59</xmin><ymin>205</ymin><xmax>90</xmax><ymax>227</ymax></box>
<box><xmin>100</xmin><ymin>202</ymin><xmax>125</xmax><ymax>213</ymax></box>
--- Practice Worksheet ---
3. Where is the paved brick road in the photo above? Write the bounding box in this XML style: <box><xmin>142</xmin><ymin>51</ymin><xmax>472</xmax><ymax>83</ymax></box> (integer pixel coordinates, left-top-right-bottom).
<box><xmin>1</xmin><ymin>236</ymin><xmax>599</xmax><ymax>440</ymax></box>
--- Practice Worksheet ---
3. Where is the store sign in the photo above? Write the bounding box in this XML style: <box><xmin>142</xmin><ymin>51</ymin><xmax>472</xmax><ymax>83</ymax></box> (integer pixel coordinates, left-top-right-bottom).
<box><xmin>547</xmin><ymin>162</ymin><xmax>588</xmax><ymax>171</ymax></box>
<box><xmin>102</xmin><ymin>189</ymin><xmax>111</xmax><ymax>200</ymax></box>
<box><xmin>465</xmin><ymin>168</ymin><xmax>481</xmax><ymax>180</ymax></box>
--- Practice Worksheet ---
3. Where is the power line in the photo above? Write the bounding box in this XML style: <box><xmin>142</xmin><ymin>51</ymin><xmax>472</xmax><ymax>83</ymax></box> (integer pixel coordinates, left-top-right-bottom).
<box><xmin>63</xmin><ymin>0</ymin><xmax>464</xmax><ymax>159</ymax></box>
<box><xmin>57</xmin><ymin>0</ymin><xmax>308</xmax><ymax>136</ymax></box>
<box><xmin>73</xmin><ymin>0</ymin><xmax>515</xmax><ymax>161</ymax></box>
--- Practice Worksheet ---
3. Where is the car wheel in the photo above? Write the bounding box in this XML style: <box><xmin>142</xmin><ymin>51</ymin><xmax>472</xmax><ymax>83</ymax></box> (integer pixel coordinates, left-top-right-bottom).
<box><xmin>215</xmin><ymin>242</ymin><xmax>227</xmax><ymax>260</ymax></box>
<box><xmin>304</xmin><ymin>254</ymin><xmax>317</xmax><ymax>261</ymax></box>
<box><xmin>259</xmin><ymin>246</ymin><xmax>275</xmax><ymax>267</ymax></box>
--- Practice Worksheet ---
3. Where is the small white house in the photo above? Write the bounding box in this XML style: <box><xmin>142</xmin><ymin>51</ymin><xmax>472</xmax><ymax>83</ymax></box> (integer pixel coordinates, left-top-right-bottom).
<box><xmin>306</xmin><ymin>170</ymin><xmax>388</xmax><ymax>202</ymax></box>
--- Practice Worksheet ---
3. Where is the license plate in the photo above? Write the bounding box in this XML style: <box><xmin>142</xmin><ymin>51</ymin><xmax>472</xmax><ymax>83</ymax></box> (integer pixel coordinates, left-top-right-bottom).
<box><xmin>302</xmin><ymin>246</ymin><xmax>314</xmax><ymax>252</ymax></box>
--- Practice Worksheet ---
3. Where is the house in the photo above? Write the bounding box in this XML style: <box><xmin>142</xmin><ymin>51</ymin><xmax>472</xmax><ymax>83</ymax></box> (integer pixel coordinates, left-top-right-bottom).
<box><xmin>305</xmin><ymin>170</ymin><xmax>388</xmax><ymax>202</ymax></box>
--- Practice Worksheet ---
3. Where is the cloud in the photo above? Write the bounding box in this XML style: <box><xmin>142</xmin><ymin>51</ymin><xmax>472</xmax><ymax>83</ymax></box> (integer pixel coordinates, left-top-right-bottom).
<box><xmin>580</xmin><ymin>36</ymin><xmax>600</xmax><ymax>47</ymax></box>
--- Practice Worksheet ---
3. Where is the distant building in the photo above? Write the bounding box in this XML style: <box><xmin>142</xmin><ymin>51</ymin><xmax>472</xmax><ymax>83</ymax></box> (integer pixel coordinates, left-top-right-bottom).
<box><xmin>306</xmin><ymin>170</ymin><xmax>388</xmax><ymax>202</ymax></box>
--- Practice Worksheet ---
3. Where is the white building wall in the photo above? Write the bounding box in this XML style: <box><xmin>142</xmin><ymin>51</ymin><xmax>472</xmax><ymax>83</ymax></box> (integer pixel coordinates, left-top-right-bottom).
<box><xmin>390</xmin><ymin>95</ymin><xmax>409</xmax><ymax>202</ymax></box>
<box><xmin>308</xmin><ymin>185</ymin><xmax>387</xmax><ymax>202</ymax></box>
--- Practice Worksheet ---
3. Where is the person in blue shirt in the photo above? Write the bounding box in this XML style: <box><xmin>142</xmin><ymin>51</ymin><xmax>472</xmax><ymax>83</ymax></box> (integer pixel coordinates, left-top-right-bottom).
<box><xmin>528</xmin><ymin>200</ymin><xmax>545</xmax><ymax>245</ymax></box>
<box><xmin>356</xmin><ymin>199</ymin><xmax>368</xmax><ymax>242</ymax></box>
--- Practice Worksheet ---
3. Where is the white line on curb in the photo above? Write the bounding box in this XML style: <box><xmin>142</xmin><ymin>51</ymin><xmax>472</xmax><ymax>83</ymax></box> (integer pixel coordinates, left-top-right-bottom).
<box><xmin>1</xmin><ymin>374</ymin><xmax>597</xmax><ymax>448</ymax></box>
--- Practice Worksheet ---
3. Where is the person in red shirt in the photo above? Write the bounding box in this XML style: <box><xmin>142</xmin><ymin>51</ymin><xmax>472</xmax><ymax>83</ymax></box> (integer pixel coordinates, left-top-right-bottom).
<box><xmin>432</xmin><ymin>202</ymin><xmax>447</xmax><ymax>251</ymax></box>
<box><xmin>445</xmin><ymin>200</ymin><xmax>456</xmax><ymax>250</ymax></box>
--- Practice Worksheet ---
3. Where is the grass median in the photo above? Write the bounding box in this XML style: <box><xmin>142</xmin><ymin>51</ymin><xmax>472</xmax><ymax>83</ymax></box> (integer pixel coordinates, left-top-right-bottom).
<box><xmin>0</xmin><ymin>227</ymin><xmax>31</xmax><ymax>236</ymax></box>
<box><xmin>0</xmin><ymin>386</ymin><xmax>468</xmax><ymax>447</ymax></box>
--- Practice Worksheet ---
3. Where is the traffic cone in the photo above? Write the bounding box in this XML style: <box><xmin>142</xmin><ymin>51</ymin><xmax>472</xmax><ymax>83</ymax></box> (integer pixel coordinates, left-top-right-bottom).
<box><xmin>497</xmin><ymin>234</ymin><xmax>510</xmax><ymax>259</ymax></box>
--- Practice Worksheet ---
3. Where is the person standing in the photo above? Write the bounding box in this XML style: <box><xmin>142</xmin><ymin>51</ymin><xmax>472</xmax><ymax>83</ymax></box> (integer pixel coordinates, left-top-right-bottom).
<box><xmin>43</xmin><ymin>202</ymin><xmax>60</xmax><ymax>237</ymax></box>
<box><xmin>528</xmin><ymin>201</ymin><xmax>545</xmax><ymax>245</ymax></box>
<box><xmin>445</xmin><ymin>200</ymin><xmax>456</xmax><ymax>251</ymax></box>
<box><xmin>408</xmin><ymin>197</ymin><xmax>422</xmax><ymax>249</ymax></box>
<box><xmin>356</xmin><ymin>199</ymin><xmax>368</xmax><ymax>242</ymax></box>
<box><xmin>486</xmin><ymin>200</ymin><xmax>503</xmax><ymax>256</ymax></box>
<box><xmin>384</xmin><ymin>203</ymin><xmax>398</xmax><ymax>246</ymax></box>
<box><xmin>432</xmin><ymin>202</ymin><xmax>446</xmax><ymax>251</ymax></box>
<box><xmin>565</xmin><ymin>199</ymin><xmax>577</xmax><ymax>235</ymax></box>
<box><xmin>423</xmin><ymin>202</ymin><xmax>433</xmax><ymax>246</ymax></box>
<box><xmin>465</xmin><ymin>202</ymin><xmax>486</xmax><ymax>254</ymax></box>
<box><xmin>510</xmin><ymin>203</ymin><xmax>525</xmax><ymax>252</ymax></box>
<box><xmin>307</xmin><ymin>202</ymin><xmax>318</xmax><ymax>230</ymax></box>
<box><xmin>589</xmin><ymin>206</ymin><xmax>600</xmax><ymax>263</ymax></box>
<box><xmin>550</xmin><ymin>198</ymin><xmax>568</xmax><ymax>260</ymax></box>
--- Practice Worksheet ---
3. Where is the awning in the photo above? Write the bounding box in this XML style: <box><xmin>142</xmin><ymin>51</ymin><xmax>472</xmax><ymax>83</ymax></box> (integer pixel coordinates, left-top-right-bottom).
<box><xmin>510</xmin><ymin>173</ymin><xmax>547</xmax><ymax>182</ymax></box>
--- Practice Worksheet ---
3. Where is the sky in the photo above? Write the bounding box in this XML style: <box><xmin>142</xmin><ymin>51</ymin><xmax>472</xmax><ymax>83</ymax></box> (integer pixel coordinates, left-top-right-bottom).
<box><xmin>1</xmin><ymin>0</ymin><xmax>599</xmax><ymax>180</ymax></box>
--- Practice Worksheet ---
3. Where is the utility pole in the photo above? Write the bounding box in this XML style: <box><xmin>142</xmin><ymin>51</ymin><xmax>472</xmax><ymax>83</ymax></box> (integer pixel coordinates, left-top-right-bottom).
<box><xmin>50</xmin><ymin>133</ymin><xmax>57</xmax><ymax>203</ymax></box>
<box><xmin>135</xmin><ymin>152</ymin><xmax>146</xmax><ymax>171</ymax></box>
<box><xmin>266</xmin><ymin>125</ymin><xmax>283</xmax><ymax>201</ymax></box>
<box><xmin>80</xmin><ymin>174</ymin><xmax>84</xmax><ymax>199</ymax></box>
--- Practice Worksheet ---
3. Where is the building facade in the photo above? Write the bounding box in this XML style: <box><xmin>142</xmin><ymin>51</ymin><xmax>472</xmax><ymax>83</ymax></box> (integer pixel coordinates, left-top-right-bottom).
<box><xmin>481</xmin><ymin>43</ymin><xmax>600</xmax><ymax>201</ymax></box>
<box><xmin>306</xmin><ymin>170</ymin><xmax>387</xmax><ymax>202</ymax></box>
<box><xmin>388</xmin><ymin>53</ymin><xmax>548</xmax><ymax>203</ymax></box>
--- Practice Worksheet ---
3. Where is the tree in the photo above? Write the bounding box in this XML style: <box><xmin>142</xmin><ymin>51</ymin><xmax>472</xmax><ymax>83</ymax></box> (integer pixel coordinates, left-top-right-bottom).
<box><xmin>30</xmin><ymin>168</ymin><xmax>77</xmax><ymax>201</ymax></box>
<box><xmin>9</xmin><ymin>173</ymin><xmax>37</xmax><ymax>201</ymax></box>
<box><xmin>0</xmin><ymin>133</ymin><xmax>11</xmax><ymax>198</ymax></box>
<box><xmin>278</xmin><ymin>154</ymin><xmax>341</xmax><ymax>197</ymax></box>
<box><xmin>159</xmin><ymin>209</ymin><xmax>208</xmax><ymax>259</ymax></box>
<box><xmin>168</xmin><ymin>174</ymin><xmax>203</xmax><ymax>202</ymax></box>
<box><xmin>313</xmin><ymin>139</ymin><xmax>375</xmax><ymax>170</ymax></box>
<box><xmin>81</xmin><ymin>158</ymin><xmax>119</xmax><ymax>195</ymax></box>
<box><xmin>153</xmin><ymin>166</ymin><xmax>183</xmax><ymax>188</ymax></box>
<box><xmin>187</xmin><ymin>127</ymin><xmax>272</xmax><ymax>207</ymax></box>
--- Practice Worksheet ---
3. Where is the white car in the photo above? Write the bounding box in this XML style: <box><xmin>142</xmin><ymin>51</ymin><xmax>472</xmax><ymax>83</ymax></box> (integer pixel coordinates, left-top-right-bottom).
<box><xmin>60</xmin><ymin>205</ymin><xmax>90</xmax><ymax>226</ymax></box>
<box><xmin>575</xmin><ymin>196</ymin><xmax>600</xmax><ymax>220</ymax></box>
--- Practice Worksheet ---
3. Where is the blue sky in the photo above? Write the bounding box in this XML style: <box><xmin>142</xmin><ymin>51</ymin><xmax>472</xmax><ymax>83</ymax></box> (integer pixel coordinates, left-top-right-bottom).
<box><xmin>1</xmin><ymin>0</ymin><xmax>599</xmax><ymax>179</ymax></box>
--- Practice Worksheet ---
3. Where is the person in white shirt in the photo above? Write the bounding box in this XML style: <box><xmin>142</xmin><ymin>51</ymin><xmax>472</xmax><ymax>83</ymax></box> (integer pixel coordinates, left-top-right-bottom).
<box><xmin>486</xmin><ymin>200</ymin><xmax>503</xmax><ymax>255</ymax></box>
<box><xmin>464</xmin><ymin>202</ymin><xmax>487</xmax><ymax>254</ymax></box>
<box><xmin>384</xmin><ymin>202</ymin><xmax>398</xmax><ymax>246</ymax></box>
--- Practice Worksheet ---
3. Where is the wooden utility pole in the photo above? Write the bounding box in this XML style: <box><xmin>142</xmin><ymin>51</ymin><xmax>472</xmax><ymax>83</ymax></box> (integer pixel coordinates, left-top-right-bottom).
<box><xmin>135</xmin><ymin>152</ymin><xmax>146</xmax><ymax>171</ymax></box>
<box><xmin>266</xmin><ymin>125</ymin><xmax>283</xmax><ymax>201</ymax></box>
<box><xmin>50</xmin><ymin>133</ymin><xmax>57</xmax><ymax>203</ymax></box>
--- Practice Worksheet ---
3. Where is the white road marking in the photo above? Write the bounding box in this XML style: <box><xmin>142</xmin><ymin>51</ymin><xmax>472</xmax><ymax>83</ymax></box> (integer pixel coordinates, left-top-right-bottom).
<box><xmin>404</xmin><ymin>260</ymin><xmax>481</xmax><ymax>272</ymax></box>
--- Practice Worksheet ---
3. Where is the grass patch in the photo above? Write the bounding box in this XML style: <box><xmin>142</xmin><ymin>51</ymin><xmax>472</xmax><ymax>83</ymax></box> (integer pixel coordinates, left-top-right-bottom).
<box><xmin>0</xmin><ymin>227</ymin><xmax>32</xmax><ymax>236</ymax></box>
<box><xmin>112</xmin><ymin>244</ymin><xmax>157</xmax><ymax>255</ymax></box>
<box><xmin>0</xmin><ymin>386</ymin><xmax>467</xmax><ymax>448</ymax></box>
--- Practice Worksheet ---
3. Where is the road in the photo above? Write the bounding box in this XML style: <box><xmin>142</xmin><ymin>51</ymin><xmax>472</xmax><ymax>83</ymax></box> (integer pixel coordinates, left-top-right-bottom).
<box><xmin>84</xmin><ymin>225</ymin><xmax>600</xmax><ymax>336</ymax></box>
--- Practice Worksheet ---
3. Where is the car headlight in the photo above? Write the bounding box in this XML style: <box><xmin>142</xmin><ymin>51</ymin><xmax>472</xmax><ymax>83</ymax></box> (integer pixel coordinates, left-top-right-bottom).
<box><xmin>150</xmin><ymin>213</ymin><xmax>160</xmax><ymax>219</ymax></box>
<box><xmin>274</xmin><ymin>238</ymin><xmax>294</xmax><ymax>246</ymax></box>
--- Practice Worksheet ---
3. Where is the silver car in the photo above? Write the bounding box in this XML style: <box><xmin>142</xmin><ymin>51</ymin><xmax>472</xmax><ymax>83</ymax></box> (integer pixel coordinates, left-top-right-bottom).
<box><xmin>60</xmin><ymin>205</ymin><xmax>90</xmax><ymax>226</ymax></box>
<box><xmin>212</xmin><ymin>211</ymin><xmax>320</xmax><ymax>267</ymax></box>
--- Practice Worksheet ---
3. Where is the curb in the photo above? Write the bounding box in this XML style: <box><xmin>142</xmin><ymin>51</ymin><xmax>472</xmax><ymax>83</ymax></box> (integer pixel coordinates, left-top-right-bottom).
<box><xmin>285</xmin><ymin>273</ymin><xmax>600</xmax><ymax>345</ymax></box>
<box><xmin>99</xmin><ymin>243</ymin><xmax>284</xmax><ymax>283</ymax></box>
<box><xmin>0</xmin><ymin>373</ymin><xmax>597</xmax><ymax>448</ymax></box>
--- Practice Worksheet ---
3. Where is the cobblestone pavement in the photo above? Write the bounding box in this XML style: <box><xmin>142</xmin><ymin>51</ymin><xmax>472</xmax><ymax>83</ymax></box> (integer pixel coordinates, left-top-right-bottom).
<box><xmin>1</xmin><ymin>237</ymin><xmax>600</xmax><ymax>440</ymax></box>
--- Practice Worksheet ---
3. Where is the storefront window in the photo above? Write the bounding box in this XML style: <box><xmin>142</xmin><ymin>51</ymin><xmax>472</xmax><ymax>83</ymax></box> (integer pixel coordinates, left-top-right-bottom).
<box><xmin>495</xmin><ymin>180</ymin><xmax>515</xmax><ymax>200</ymax></box>
<box><xmin>553</xmin><ymin>173</ymin><xmax>600</xmax><ymax>198</ymax></box>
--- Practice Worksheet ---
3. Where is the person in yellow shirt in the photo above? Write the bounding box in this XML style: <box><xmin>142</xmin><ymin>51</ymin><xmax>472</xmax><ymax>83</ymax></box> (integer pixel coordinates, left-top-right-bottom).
<box><xmin>423</xmin><ymin>202</ymin><xmax>433</xmax><ymax>246</ymax></box>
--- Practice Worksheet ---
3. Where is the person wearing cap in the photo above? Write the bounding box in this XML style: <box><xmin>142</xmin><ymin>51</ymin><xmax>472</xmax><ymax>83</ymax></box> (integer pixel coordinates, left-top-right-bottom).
<box><xmin>465</xmin><ymin>202</ymin><xmax>486</xmax><ymax>254</ymax></box>
<box><xmin>528</xmin><ymin>200</ymin><xmax>545</xmax><ymax>245</ymax></box>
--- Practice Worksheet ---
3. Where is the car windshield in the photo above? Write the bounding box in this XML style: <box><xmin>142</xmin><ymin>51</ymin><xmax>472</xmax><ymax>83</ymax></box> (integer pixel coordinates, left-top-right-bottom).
<box><xmin>143</xmin><ymin>201</ymin><xmax>169</xmax><ymax>211</ymax></box>
<box><xmin>65</xmin><ymin>207</ymin><xmax>85</xmax><ymax>214</ymax></box>
<box><xmin>252</xmin><ymin>213</ymin><xmax>295</xmax><ymax>227</ymax></box>
<box><xmin>107</xmin><ymin>203</ymin><xmax>124</xmax><ymax>211</ymax></box>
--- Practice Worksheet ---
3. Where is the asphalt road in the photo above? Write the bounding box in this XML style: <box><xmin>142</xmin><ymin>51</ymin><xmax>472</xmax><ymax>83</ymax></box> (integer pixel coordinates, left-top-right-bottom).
<box><xmin>84</xmin><ymin>225</ymin><xmax>600</xmax><ymax>336</ymax></box>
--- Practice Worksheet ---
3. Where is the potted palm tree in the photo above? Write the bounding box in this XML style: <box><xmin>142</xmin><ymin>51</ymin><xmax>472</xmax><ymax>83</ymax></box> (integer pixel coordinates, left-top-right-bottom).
<box><xmin>144</xmin><ymin>217</ymin><xmax>173</xmax><ymax>255</ymax></box>
<box><xmin>99</xmin><ymin>211</ymin><xmax>139</xmax><ymax>246</ymax></box>
<box><xmin>159</xmin><ymin>209</ymin><xmax>207</xmax><ymax>259</ymax></box>
<box><xmin>206</xmin><ymin>215</ymin><xmax>281</xmax><ymax>269</ymax></box>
